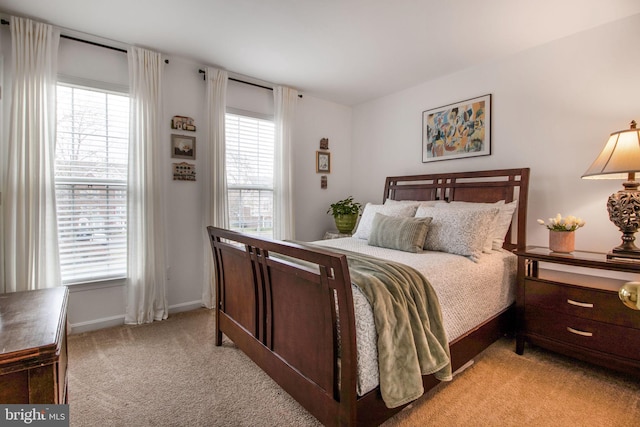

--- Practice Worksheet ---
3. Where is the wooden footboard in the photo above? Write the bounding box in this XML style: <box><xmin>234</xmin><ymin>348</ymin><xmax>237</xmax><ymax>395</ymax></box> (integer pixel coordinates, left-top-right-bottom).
<box><xmin>207</xmin><ymin>226</ymin><xmax>359</xmax><ymax>425</ymax></box>
<box><xmin>207</xmin><ymin>226</ymin><xmax>515</xmax><ymax>427</ymax></box>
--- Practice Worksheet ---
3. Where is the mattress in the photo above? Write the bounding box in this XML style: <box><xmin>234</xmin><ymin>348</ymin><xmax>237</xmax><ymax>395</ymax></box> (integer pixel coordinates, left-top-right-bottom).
<box><xmin>314</xmin><ymin>237</ymin><xmax>517</xmax><ymax>396</ymax></box>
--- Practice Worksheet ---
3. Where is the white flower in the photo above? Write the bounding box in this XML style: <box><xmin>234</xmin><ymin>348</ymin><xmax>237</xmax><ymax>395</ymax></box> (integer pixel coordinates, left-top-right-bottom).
<box><xmin>538</xmin><ymin>213</ymin><xmax>585</xmax><ymax>232</ymax></box>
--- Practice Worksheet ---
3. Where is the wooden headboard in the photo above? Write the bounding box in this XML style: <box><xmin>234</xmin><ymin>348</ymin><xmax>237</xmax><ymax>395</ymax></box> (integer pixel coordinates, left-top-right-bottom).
<box><xmin>383</xmin><ymin>168</ymin><xmax>530</xmax><ymax>251</ymax></box>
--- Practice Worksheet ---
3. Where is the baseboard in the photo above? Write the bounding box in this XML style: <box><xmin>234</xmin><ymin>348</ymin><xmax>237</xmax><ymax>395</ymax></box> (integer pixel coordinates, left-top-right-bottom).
<box><xmin>69</xmin><ymin>300</ymin><xmax>205</xmax><ymax>334</ymax></box>
<box><xmin>70</xmin><ymin>314</ymin><xmax>125</xmax><ymax>334</ymax></box>
<box><xmin>168</xmin><ymin>300</ymin><xmax>204</xmax><ymax>314</ymax></box>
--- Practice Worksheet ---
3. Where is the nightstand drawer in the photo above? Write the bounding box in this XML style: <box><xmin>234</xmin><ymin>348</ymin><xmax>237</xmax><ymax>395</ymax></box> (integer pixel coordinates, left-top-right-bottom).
<box><xmin>525</xmin><ymin>305</ymin><xmax>640</xmax><ymax>360</ymax></box>
<box><xmin>524</xmin><ymin>278</ymin><xmax>640</xmax><ymax>329</ymax></box>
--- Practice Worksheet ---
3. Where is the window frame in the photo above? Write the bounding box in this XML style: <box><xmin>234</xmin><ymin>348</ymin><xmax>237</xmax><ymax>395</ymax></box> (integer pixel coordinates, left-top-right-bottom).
<box><xmin>54</xmin><ymin>79</ymin><xmax>130</xmax><ymax>286</ymax></box>
<box><xmin>225</xmin><ymin>108</ymin><xmax>276</xmax><ymax>239</ymax></box>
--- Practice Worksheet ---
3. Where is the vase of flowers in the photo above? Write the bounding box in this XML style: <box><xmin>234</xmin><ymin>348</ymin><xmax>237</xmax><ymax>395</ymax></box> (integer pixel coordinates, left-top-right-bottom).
<box><xmin>537</xmin><ymin>214</ymin><xmax>585</xmax><ymax>253</ymax></box>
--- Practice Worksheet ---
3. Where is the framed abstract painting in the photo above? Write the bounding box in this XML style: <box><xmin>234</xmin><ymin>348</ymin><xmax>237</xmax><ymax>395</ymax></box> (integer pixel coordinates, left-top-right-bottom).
<box><xmin>422</xmin><ymin>94</ymin><xmax>491</xmax><ymax>163</ymax></box>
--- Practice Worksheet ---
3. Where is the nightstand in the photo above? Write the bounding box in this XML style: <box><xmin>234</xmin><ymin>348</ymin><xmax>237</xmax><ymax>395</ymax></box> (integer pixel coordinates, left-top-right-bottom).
<box><xmin>514</xmin><ymin>246</ymin><xmax>640</xmax><ymax>376</ymax></box>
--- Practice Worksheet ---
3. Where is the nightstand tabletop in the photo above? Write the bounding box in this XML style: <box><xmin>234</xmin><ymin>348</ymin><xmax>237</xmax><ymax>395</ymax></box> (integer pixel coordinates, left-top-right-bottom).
<box><xmin>515</xmin><ymin>245</ymin><xmax>640</xmax><ymax>273</ymax></box>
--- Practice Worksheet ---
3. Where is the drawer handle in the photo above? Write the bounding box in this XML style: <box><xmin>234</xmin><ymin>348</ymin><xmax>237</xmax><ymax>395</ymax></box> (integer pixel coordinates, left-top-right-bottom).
<box><xmin>567</xmin><ymin>327</ymin><xmax>593</xmax><ymax>337</ymax></box>
<box><xmin>567</xmin><ymin>299</ymin><xmax>593</xmax><ymax>308</ymax></box>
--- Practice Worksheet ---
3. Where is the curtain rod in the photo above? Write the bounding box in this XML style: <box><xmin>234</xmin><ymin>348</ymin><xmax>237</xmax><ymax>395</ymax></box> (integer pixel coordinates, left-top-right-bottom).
<box><xmin>1</xmin><ymin>19</ymin><xmax>171</xmax><ymax>64</ymax></box>
<box><xmin>198</xmin><ymin>69</ymin><xmax>272</xmax><ymax>91</ymax></box>
<box><xmin>198</xmin><ymin>69</ymin><xmax>303</xmax><ymax>98</ymax></box>
<box><xmin>1</xmin><ymin>18</ymin><xmax>127</xmax><ymax>54</ymax></box>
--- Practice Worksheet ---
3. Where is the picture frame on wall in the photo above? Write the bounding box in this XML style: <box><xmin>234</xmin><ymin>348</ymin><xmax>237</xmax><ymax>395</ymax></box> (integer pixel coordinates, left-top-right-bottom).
<box><xmin>316</xmin><ymin>151</ymin><xmax>331</xmax><ymax>173</ymax></box>
<box><xmin>422</xmin><ymin>94</ymin><xmax>491</xmax><ymax>163</ymax></box>
<box><xmin>171</xmin><ymin>134</ymin><xmax>196</xmax><ymax>160</ymax></box>
<box><xmin>173</xmin><ymin>162</ymin><xmax>196</xmax><ymax>181</ymax></box>
<box><xmin>171</xmin><ymin>115</ymin><xmax>196</xmax><ymax>131</ymax></box>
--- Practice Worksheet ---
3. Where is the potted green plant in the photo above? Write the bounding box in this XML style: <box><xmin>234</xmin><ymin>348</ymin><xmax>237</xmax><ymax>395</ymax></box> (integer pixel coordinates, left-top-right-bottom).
<box><xmin>327</xmin><ymin>196</ymin><xmax>363</xmax><ymax>234</ymax></box>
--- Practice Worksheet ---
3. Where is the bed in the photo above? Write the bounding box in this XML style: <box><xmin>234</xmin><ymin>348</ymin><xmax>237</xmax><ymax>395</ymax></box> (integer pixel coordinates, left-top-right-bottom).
<box><xmin>207</xmin><ymin>168</ymin><xmax>530</xmax><ymax>426</ymax></box>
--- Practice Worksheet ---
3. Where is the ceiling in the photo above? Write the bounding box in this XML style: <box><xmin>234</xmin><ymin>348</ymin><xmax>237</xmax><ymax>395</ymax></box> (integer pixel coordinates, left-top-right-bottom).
<box><xmin>1</xmin><ymin>0</ymin><xmax>640</xmax><ymax>106</ymax></box>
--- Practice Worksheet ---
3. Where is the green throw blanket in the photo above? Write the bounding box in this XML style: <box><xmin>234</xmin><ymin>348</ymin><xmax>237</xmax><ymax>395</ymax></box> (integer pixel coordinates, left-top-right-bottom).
<box><xmin>295</xmin><ymin>243</ymin><xmax>452</xmax><ymax>408</ymax></box>
<box><xmin>342</xmin><ymin>249</ymin><xmax>452</xmax><ymax>408</ymax></box>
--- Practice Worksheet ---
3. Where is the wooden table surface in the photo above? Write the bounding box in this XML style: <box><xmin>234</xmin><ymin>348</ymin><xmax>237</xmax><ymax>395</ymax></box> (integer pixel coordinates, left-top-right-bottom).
<box><xmin>0</xmin><ymin>287</ymin><xmax>68</xmax><ymax>369</ymax></box>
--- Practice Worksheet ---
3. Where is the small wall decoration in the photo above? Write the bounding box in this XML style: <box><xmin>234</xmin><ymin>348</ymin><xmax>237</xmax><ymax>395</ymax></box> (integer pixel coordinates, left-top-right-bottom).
<box><xmin>171</xmin><ymin>134</ymin><xmax>196</xmax><ymax>160</ymax></box>
<box><xmin>171</xmin><ymin>115</ymin><xmax>196</xmax><ymax>131</ymax></box>
<box><xmin>321</xmin><ymin>175</ymin><xmax>327</xmax><ymax>189</ymax></box>
<box><xmin>173</xmin><ymin>162</ymin><xmax>196</xmax><ymax>181</ymax></box>
<box><xmin>316</xmin><ymin>151</ymin><xmax>331</xmax><ymax>173</ymax></box>
<box><xmin>422</xmin><ymin>94</ymin><xmax>491</xmax><ymax>163</ymax></box>
<box><xmin>319</xmin><ymin>138</ymin><xmax>329</xmax><ymax>150</ymax></box>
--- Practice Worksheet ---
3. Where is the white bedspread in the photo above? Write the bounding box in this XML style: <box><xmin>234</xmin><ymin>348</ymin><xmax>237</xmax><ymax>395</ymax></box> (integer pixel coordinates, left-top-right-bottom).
<box><xmin>313</xmin><ymin>237</ymin><xmax>516</xmax><ymax>396</ymax></box>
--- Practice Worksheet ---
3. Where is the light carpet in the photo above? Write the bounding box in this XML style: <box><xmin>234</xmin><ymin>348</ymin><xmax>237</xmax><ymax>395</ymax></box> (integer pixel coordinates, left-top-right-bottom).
<box><xmin>67</xmin><ymin>308</ymin><xmax>639</xmax><ymax>426</ymax></box>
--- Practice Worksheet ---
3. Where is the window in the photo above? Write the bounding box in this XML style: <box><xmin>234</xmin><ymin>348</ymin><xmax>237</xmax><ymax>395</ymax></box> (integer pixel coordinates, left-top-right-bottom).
<box><xmin>225</xmin><ymin>111</ymin><xmax>275</xmax><ymax>239</ymax></box>
<box><xmin>55</xmin><ymin>84</ymin><xmax>129</xmax><ymax>284</ymax></box>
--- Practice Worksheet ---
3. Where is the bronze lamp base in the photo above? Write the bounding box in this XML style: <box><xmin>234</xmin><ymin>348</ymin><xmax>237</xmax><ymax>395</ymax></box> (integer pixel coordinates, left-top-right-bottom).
<box><xmin>606</xmin><ymin>178</ymin><xmax>640</xmax><ymax>260</ymax></box>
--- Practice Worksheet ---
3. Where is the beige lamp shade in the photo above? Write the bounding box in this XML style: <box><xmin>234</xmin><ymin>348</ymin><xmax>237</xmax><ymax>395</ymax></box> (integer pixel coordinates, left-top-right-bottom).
<box><xmin>582</xmin><ymin>121</ymin><xmax>640</xmax><ymax>180</ymax></box>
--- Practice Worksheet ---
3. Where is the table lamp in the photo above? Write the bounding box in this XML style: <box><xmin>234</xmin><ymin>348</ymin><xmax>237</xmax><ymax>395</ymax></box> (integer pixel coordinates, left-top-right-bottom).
<box><xmin>582</xmin><ymin>120</ymin><xmax>640</xmax><ymax>260</ymax></box>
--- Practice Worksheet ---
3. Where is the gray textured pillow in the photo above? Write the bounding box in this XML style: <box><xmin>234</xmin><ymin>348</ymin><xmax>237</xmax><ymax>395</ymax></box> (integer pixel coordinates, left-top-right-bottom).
<box><xmin>436</xmin><ymin>201</ymin><xmax>504</xmax><ymax>253</ymax></box>
<box><xmin>438</xmin><ymin>200</ymin><xmax>517</xmax><ymax>251</ymax></box>
<box><xmin>368</xmin><ymin>213</ymin><xmax>432</xmax><ymax>253</ymax></box>
<box><xmin>415</xmin><ymin>205</ymin><xmax>499</xmax><ymax>261</ymax></box>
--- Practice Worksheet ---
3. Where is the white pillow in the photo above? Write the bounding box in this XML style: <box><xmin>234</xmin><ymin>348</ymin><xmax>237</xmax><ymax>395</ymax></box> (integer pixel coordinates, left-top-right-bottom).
<box><xmin>352</xmin><ymin>202</ymin><xmax>418</xmax><ymax>240</ymax></box>
<box><xmin>437</xmin><ymin>201</ymin><xmax>504</xmax><ymax>253</ymax></box>
<box><xmin>491</xmin><ymin>200</ymin><xmax>518</xmax><ymax>250</ymax></box>
<box><xmin>415</xmin><ymin>205</ymin><xmax>499</xmax><ymax>262</ymax></box>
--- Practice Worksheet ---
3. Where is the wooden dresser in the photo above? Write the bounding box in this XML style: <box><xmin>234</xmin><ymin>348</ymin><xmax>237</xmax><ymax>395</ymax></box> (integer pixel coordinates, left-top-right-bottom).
<box><xmin>515</xmin><ymin>247</ymin><xmax>640</xmax><ymax>375</ymax></box>
<box><xmin>0</xmin><ymin>287</ymin><xmax>69</xmax><ymax>404</ymax></box>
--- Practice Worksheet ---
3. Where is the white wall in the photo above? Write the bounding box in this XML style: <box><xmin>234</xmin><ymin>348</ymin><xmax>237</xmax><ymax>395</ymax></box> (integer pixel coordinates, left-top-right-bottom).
<box><xmin>294</xmin><ymin>95</ymin><xmax>353</xmax><ymax>241</ymax></box>
<box><xmin>351</xmin><ymin>13</ymin><xmax>640</xmax><ymax>258</ymax></box>
<box><xmin>161</xmin><ymin>56</ymin><xmax>207</xmax><ymax>313</ymax></box>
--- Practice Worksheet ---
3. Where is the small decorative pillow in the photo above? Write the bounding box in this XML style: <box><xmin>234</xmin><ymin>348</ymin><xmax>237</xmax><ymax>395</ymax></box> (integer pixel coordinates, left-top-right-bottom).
<box><xmin>352</xmin><ymin>203</ymin><xmax>418</xmax><ymax>240</ymax></box>
<box><xmin>415</xmin><ymin>205</ymin><xmax>499</xmax><ymax>262</ymax></box>
<box><xmin>437</xmin><ymin>201</ymin><xmax>504</xmax><ymax>253</ymax></box>
<box><xmin>368</xmin><ymin>213</ymin><xmax>432</xmax><ymax>253</ymax></box>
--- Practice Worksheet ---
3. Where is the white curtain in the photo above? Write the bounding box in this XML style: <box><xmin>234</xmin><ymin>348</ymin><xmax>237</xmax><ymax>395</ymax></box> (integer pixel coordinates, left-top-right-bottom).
<box><xmin>273</xmin><ymin>86</ymin><xmax>298</xmax><ymax>240</ymax></box>
<box><xmin>2</xmin><ymin>16</ymin><xmax>61</xmax><ymax>293</ymax></box>
<box><xmin>125</xmin><ymin>46</ymin><xmax>168</xmax><ymax>324</ymax></box>
<box><xmin>202</xmin><ymin>67</ymin><xmax>229</xmax><ymax>309</ymax></box>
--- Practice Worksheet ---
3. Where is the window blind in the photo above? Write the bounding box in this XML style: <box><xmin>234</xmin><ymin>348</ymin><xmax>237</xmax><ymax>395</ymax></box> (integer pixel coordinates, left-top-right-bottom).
<box><xmin>55</xmin><ymin>84</ymin><xmax>129</xmax><ymax>284</ymax></box>
<box><xmin>225</xmin><ymin>112</ymin><xmax>275</xmax><ymax>238</ymax></box>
